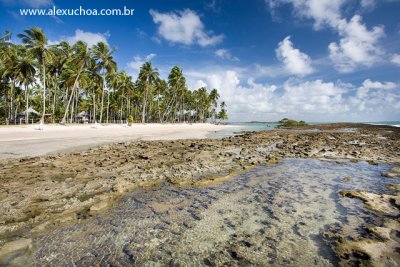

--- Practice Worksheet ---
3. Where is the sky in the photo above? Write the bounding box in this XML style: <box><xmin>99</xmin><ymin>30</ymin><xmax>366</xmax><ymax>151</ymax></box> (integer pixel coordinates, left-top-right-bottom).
<box><xmin>1</xmin><ymin>0</ymin><xmax>400</xmax><ymax>122</ymax></box>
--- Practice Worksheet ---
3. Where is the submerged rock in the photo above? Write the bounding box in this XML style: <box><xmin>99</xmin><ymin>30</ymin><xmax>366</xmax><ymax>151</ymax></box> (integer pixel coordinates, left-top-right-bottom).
<box><xmin>381</xmin><ymin>172</ymin><xmax>400</xmax><ymax>178</ymax></box>
<box><xmin>339</xmin><ymin>190</ymin><xmax>399</xmax><ymax>215</ymax></box>
<box><xmin>0</xmin><ymin>238</ymin><xmax>32</xmax><ymax>265</ymax></box>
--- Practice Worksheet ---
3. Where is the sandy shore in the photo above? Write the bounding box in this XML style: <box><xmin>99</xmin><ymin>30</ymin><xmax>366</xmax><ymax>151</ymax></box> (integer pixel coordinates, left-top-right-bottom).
<box><xmin>0</xmin><ymin>123</ymin><xmax>235</xmax><ymax>160</ymax></box>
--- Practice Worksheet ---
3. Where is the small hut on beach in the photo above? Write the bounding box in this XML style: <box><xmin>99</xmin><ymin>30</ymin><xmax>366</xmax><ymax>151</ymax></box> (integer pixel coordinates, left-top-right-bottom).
<box><xmin>16</xmin><ymin>107</ymin><xmax>40</xmax><ymax>124</ymax></box>
<box><xmin>76</xmin><ymin>111</ymin><xmax>89</xmax><ymax>123</ymax></box>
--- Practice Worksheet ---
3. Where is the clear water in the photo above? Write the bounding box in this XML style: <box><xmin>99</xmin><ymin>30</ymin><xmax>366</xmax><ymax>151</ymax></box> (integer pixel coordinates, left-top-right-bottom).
<box><xmin>208</xmin><ymin>122</ymin><xmax>278</xmax><ymax>138</ymax></box>
<box><xmin>25</xmin><ymin>158</ymin><xmax>394</xmax><ymax>266</ymax></box>
<box><xmin>209</xmin><ymin>120</ymin><xmax>400</xmax><ymax>139</ymax></box>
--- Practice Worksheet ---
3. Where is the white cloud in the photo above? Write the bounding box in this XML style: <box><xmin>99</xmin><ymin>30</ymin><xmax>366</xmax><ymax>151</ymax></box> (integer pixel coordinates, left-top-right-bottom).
<box><xmin>65</xmin><ymin>30</ymin><xmax>110</xmax><ymax>47</ymax></box>
<box><xmin>276</xmin><ymin>36</ymin><xmax>314</xmax><ymax>76</ymax></box>
<box><xmin>266</xmin><ymin>0</ymin><xmax>344</xmax><ymax>29</ymax></box>
<box><xmin>352</xmin><ymin>79</ymin><xmax>399</xmax><ymax>112</ymax></box>
<box><xmin>1</xmin><ymin>0</ymin><xmax>53</xmax><ymax>7</ymax></box>
<box><xmin>214</xmin><ymin>49</ymin><xmax>239</xmax><ymax>61</ymax></box>
<box><xmin>361</xmin><ymin>0</ymin><xmax>376</xmax><ymax>8</ymax></box>
<box><xmin>50</xmin><ymin>30</ymin><xmax>110</xmax><ymax>47</ymax></box>
<box><xmin>127</xmin><ymin>54</ymin><xmax>157</xmax><ymax>77</ymax></box>
<box><xmin>391</xmin><ymin>53</ymin><xmax>400</xmax><ymax>66</ymax></box>
<box><xmin>149</xmin><ymin>9</ymin><xmax>223</xmax><ymax>47</ymax></box>
<box><xmin>278</xmin><ymin>79</ymin><xmax>349</xmax><ymax>114</ymax></box>
<box><xmin>254</xmin><ymin>64</ymin><xmax>286</xmax><ymax>78</ymax></box>
<box><xmin>328</xmin><ymin>15</ymin><xmax>385</xmax><ymax>73</ymax></box>
<box><xmin>205</xmin><ymin>0</ymin><xmax>221</xmax><ymax>13</ymax></box>
<box><xmin>186</xmin><ymin>66</ymin><xmax>400</xmax><ymax>121</ymax></box>
<box><xmin>361</xmin><ymin>79</ymin><xmax>397</xmax><ymax>90</ymax></box>
<box><xmin>193</xmin><ymin>80</ymin><xmax>208</xmax><ymax>89</ymax></box>
<box><xmin>267</xmin><ymin>0</ymin><xmax>386</xmax><ymax>73</ymax></box>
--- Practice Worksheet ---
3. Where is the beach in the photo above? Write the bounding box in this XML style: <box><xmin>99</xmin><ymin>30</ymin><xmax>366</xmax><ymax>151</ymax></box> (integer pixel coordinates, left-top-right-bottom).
<box><xmin>0</xmin><ymin>123</ymin><xmax>235</xmax><ymax>160</ymax></box>
<box><xmin>0</xmin><ymin>123</ymin><xmax>399</xmax><ymax>266</ymax></box>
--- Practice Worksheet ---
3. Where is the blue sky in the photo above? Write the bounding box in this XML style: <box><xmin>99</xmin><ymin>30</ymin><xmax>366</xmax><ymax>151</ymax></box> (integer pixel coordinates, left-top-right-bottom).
<box><xmin>1</xmin><ymin>0</ymin><xmax>400</xmax><ymax>122</ymax></box>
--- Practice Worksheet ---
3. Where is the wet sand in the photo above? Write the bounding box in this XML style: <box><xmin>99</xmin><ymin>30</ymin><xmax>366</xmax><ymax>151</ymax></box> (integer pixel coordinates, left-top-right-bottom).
<box><xmin>0</xmin><ymin>123</ymin><xmax>235</xmax><ymax>160</ymax></box>
<box><xmin>0</xmin><ymin>123</ymin><xmax>399</xmax><ymax>266</ymax></box>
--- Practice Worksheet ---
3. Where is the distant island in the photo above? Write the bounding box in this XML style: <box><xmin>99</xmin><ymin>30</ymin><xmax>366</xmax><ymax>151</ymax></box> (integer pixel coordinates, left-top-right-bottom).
<box><xmin>278</xmin><ymin>118</ymin><xmax>307</xmax><ymax>128</ymax></box>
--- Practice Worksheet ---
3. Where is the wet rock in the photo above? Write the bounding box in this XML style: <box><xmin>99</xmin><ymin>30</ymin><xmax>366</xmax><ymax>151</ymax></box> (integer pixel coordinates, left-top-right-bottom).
<box><xmin>339</xmin><ymin>191</ymin><xmax>399</xmax><ymax>216</ymax></box>
<box><xmin>386</xmin><ymin>184</ymin><xmax>400</xmax><ymax>191</ymax></box>
<box><xmin>0</xmin><ymin>238</ymin><xmax>32</xmax><ymax>264</ymax></box>
<box><xmin>381</xmin><ymin>172</ymin><xmax>400</xmax><ymax>178</ymax></box>
<box><xmin>90</xmin><ymin>200</ymin><xmax>109</xmax><ymax>213</ymax></box>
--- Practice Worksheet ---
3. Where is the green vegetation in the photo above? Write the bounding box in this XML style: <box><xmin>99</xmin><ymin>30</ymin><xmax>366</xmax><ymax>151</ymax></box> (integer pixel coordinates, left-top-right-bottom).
<box><xmin>0</xmin><ymin>28</ymin><xmax>227</xmax><ymax>124</ymax></box>
<box><xmin>278</xmin><ymin>118</ymin><xmax>306</xmax><ymax>128</ymax></box>
<box><xmin>217</xmin><ymin>101</ymin><xmax>228</xmax><ymax>123</ymax></box>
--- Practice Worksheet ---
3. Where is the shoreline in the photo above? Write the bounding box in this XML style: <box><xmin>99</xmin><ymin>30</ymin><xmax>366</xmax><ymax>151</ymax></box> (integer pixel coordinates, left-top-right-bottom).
<box><xmin>0</xmin><ymin>123</ymin><xmax>399</xmax><ymax>265</ymax></box>
<box><xmin>0</xmin><ymin>123</ymin><xmax>237</xmax><ymax>160</ymax></box>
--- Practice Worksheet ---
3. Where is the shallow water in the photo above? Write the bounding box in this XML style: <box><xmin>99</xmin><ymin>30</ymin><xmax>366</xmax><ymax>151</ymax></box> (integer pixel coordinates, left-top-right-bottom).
<box><xmin>207</xmin><ymin>122</ymin><xmax>278</xmax><ymax>138</ymax></box>
<box><xmin>28</xmin><ymin>159</ymin><xmax>393</xmax><ymax>266</ymax></box>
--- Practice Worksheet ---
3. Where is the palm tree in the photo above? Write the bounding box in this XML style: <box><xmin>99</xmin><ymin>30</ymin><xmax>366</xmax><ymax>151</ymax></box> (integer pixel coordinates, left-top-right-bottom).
<box><xmin>197</xmin><ymin>87</ymin><xmax>210</xmax><ymax>122</ymax></box>
<box><xmin>15</xmin><ymin>47</ymin><xmax>36</xmax><ymax>123</ymax></box>
<box><xmin>0</xmin><ymin>43</ymin><xmax>18</xmax><ymax>122</ymax></box>
<box><xmin>138</xmin><ymin>62</ymin><xmax>159</xmax><ymax>123</ymax></box>
<box><xmin>167</xmin><ymin>66</ymin><xmax>186</xmax><ymax>122</ymax></box>
<box><xmin>209</xmin><ymin>88</ymin><xmax>220</xmax><ymax>123</ymax></box>
<box><xmin>47</xmin><ymin>41</ymin><xmax>72</xmax><ymax>122</ymax></box>
<box><xmin>91</xmin><ymin>42</ymin><xmax>116</xmax><ymax>124</ymax></box>
<box><xmin>218</xmin><ymin>101</ymin><xmax>228</xmax><ymax>123</ymax></box>
<box><xmin>113</xmin><ymin>71</ymin><xmax>134</xmax><ymax>122</ymax></box>
<box><xmin>0</xmin><ymin>31</ymin><xmax>12</xmax><ymax>43</ymax></box>
<box><xmin>18</xmin><ymin>27</ymin><xmax>50</xmax><ymax>124</ymax></box>
<box><xmin>85</xmin><ymin>58</ymin><xmax>102</xmax><ymax>123</ymax></box>
<box><xmin>61</xmin><ymin>41</ymin><xmax>90</xmax><ymax>124</ymax></box>
<box><xmin>155</xmin><ymin>79</ymin><xmax>167</xmax><ymax>123</ymax></box>
<box><xmin>0</xmin><ymin>27</ymin><xmax>229</xmax><ymax>125</ymax></box>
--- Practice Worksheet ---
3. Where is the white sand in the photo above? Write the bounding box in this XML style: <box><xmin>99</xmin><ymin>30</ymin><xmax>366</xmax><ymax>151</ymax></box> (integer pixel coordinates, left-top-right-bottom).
<box><xmin>0</xmin><ymin>123</ymin><xmax>235</xmax><ymax>160</ymax></box>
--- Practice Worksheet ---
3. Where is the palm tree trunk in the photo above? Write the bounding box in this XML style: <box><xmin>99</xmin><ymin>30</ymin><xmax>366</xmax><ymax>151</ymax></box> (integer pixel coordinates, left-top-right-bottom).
<box><xmin>141</xmin><ymin>84</ymin><xmax>147</xmax><ymax>123</ymax></box>
<box><xmin>52</xmin><ymin>79</ymin><xmax>56</xmax><ymax>123</ymax></box>
<box><xmin>66</xmin><ymin>89</ymin><xmax>75</xmax><ymax>124</ymax></box>
<box><xmin>148</xmin><ymin>92</ymin><xmax>153</xmax><ymax>122</ymax></box>
<box><xmin>106</xmin><ymin>89</ymin><xmax>110</xmax><ymax>124</ymax></box>
<box><xmin>25</xmin><ymin>85</ymin><xmax>29</xmax><ymax>124</ymax></box>
<box><xmin>61</xmin><ymin>64</ymin><xmax>84</xmax><ymax>124</ymax></box>
<box><xmin>93</xmin><ymin>88</ymin><xmax>96</xmax><ymax>123</ymax></box>
<box><xmin>42</xmin><ymin>60</ymin><xmax>46</xmax><ymax>123</ymax></box>
<box><xmin>157</xmin><ymin>91</ymin><xmax>162</xmax><ymax>123</ymax></box>
<box><xmin>162</xmin><ymin>93</ymin><xmax>175</xmax><ymax>122</ymax></box>
<box><xmin>68</xmin><ymin>88</ymin><xmax>75</xmax><ymax>123</ymax></box>
<box><xmin>10</xmin><ymin>80</ymin><xmax>14</xmax><ymax>123</ymax></box>
<box><xmin>100</xmin><ymin>72</ymin><xmax>105</xmax><ymax>123</ymax></box>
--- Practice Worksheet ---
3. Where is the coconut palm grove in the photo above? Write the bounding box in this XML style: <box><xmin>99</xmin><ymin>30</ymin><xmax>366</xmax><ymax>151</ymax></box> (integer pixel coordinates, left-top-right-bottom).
<box><xmin>0</xmin><ymin>28</ymin><xmax>228</xmax><ymax>125</ymax></box>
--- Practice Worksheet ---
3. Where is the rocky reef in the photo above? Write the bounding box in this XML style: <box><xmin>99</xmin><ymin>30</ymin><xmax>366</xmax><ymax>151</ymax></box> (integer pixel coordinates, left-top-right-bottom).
<box><xmin>0</xmin><ymin>123</ymin><xmax>399</xmax><ymax>265</ymax></box>
<box><xmin>323</xmin><ymin>167</ymin><xmax>400</xmax><ymax>266</ymax></box>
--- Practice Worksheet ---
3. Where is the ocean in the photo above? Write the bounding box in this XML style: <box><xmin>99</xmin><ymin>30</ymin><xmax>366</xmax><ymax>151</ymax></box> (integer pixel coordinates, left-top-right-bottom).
<box><xmin>364</xmin><ymin>121</ymin><xmax>400</xmax><ymax>127</ymax></box>
<box><xmin>207</xmin><ymin>121</ymin><xmax>400</xmax><ymax>138</ymax></box>
<box><xmin>207</xmin><ymin>122</ymin><xmax>279</xmax><ymax>138</ymax></box>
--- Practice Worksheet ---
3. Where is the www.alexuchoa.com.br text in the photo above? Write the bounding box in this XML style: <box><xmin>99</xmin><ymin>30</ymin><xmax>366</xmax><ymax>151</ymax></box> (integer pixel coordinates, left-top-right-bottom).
<box><xmin>19</xmin><ymin>6</ymin><xmax>135</xmax><ymax>16</ymax></box>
